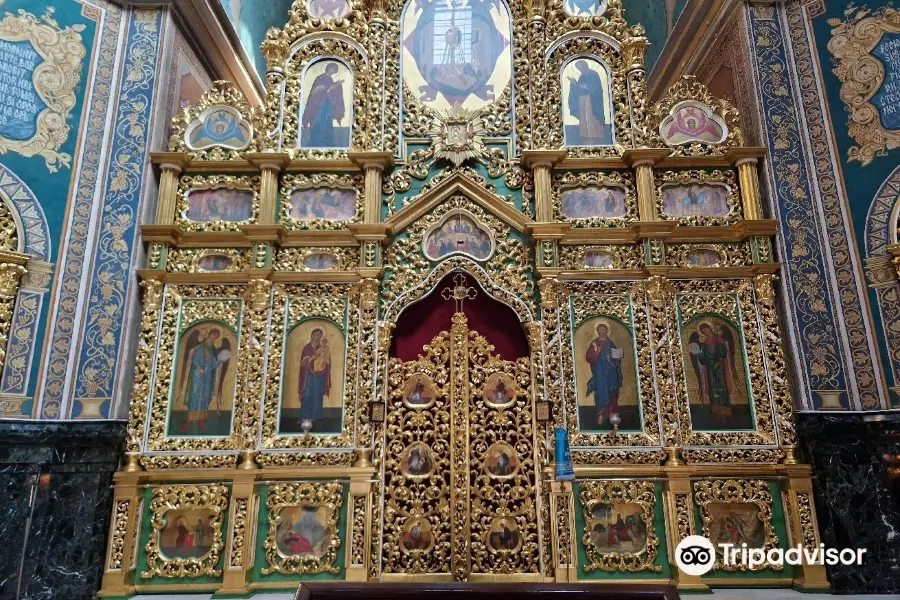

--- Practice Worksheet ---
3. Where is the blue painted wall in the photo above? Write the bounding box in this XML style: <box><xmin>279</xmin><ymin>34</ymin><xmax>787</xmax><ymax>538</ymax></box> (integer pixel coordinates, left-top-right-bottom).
<box><xmin>0</xmin><ymin>0</ymin><xmax>97</xmax><ymax>415</ymax></box>
<box><xmin>220</xmin><ymin>0</ymin><xmax>295</xmax><ymax>76</ymax></box>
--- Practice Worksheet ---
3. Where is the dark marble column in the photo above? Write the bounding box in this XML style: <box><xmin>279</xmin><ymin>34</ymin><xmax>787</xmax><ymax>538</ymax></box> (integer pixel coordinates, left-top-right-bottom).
<box><xmin>796</xmin><ymin>412</ymin><xmax>900</xmax><ymax>594</ymax></box>
<box><xmin>0</xmin><ymin>420</ymin><xmax>125</xmax><ymax>600</ymax></box>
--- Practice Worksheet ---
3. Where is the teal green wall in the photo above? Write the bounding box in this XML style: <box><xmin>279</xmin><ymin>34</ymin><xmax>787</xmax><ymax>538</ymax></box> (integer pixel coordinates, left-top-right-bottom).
<box><xmin>811</xmin><ymin>0</ymin><xmax>900</xmax><ymax>403</ymax></box>
<box><xmin>220</xmin><ymin>0</ymin><xmax>294</xmax><ymax>76</ymax></box>
<box><xmin>623</xmin><ymin>0</ymin><xmax>687</xmax><ymax>69</ymax></box>
<box><xmin>0</xmin><ymin>0</ymin><xmax>97</xmax><ymax>413</ymax></box>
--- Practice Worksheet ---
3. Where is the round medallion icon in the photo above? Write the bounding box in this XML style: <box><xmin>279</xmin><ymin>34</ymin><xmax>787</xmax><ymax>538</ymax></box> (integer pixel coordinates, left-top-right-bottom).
<box><xmin>675</xmin><ymin>535</ymin><xmax>715</xmax><ymax>576</ymax></box>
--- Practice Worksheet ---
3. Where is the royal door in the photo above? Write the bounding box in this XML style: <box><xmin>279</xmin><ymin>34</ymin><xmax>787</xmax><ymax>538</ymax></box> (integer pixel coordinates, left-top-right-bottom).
<box><xmin>380</xmin><ymin>283</ymin><xmax>542</xmax><ymax>581</ymax></box>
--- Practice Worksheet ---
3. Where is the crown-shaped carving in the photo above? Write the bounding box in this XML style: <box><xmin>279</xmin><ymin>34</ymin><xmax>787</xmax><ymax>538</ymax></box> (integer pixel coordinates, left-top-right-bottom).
<box><xmin>261</xmin><ymin>0</ymin><xmax>368</xmax><ymax>72</ymax></box>
<box><xmin>169</xmin><ymin>81</ymin><xmax>264</xmax><ymax>160</ymax></box>
<box><xmin>648</xmin><ymin>76</ymin><xmax>745</xmax><ymax>156</ymax></box>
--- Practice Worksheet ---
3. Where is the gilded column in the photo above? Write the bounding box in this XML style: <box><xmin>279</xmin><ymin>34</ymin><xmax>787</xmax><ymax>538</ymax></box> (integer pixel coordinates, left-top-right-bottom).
<box><xmin>349</xmin><ymin>151</ymin><xmax>394</xmax><ymax>224</ymax></box>
<box><xmin>155</xmin><ymin>161</ymin><xmax>184</xmax><ymax>225</ymax></box>
<box><xmin>221</xmin><ymin>472</ymin><xmax>257</xmax><ymax>595</ymax></box>
<box><xmin>256</xmin><ymin>163</ymin><xmax>283</xmax><ymax>224</ymax></box>
<box><xmin>0</xmin><ymin>255</ymin><xmax>26</xmax><ymax>377</ymax></box>
<box><xmin>623</xmin><ymin>149</ymin><xmax>669</xmax><ymax>222</ymax></box>
<box><xmin>664</xmin><ymin>471</ymin><xmax>708</xmax><ymax>591</ymax></box>
<box><xmin>736</xmin><ymin>158</ymin><xmax>763</xmax><ymax>220</ymax></box>
<box><xmin>98</xmin><ymin>472</ymin><xmax>142</xmax><ymax>597</ymax></box>
<box><xmin>522</xmin><ymin>150</ymin><xmax>567</xmax><ymax>222</ymax></box>
<box><xmin>782</xmin><ymin>466</ymin><xmax>830</xmax><ymax>591</ymax></box>
<box><xmin>549</xmin><ymin>480</ymin><xmax>577</xmax><ymax>582</ymax></box>
<box><xmin>727</xmin><ymin>148</ymin><xmax>767</xmax><ymax>220</ymax></box>
<box><xmin>346</xmin><ymin>467</ymin><xmax>375</xmax><ymax>581</ymax></box>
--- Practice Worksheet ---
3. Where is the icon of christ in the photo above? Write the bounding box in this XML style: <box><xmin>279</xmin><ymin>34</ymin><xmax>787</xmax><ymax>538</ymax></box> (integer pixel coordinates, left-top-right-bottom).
<box><xmin>402</xmin><ymin>0</ymin><xmax>511</xmax><ymax>109</ymax></box>
<box><xmin>585</xmin><ymin>322</ymin><xmax>624</xmax><ymax>425</ymax></box>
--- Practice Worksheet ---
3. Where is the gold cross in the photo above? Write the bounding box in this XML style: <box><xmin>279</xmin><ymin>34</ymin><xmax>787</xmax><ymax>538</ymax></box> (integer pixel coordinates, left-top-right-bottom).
<box><xmin>441</xmin><ymin>273</ymin><xmax>477</xmax><ymax>313</ymax></box>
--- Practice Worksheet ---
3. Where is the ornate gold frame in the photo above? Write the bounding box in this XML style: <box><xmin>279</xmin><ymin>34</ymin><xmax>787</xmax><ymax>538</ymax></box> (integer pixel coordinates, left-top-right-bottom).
<box><xmin>280</xmin><ymin>173</ymin><xmax>364</xmax><ymax>230</ymax></box>
<box><xmin>693</xmin><ymin>478</ymin><xmax>781</xmax><ymax>572</ymax></box>
<box><xmin>553</xmin><ymin>170</ymin><xmax>638</xmax><ymax>226</ymax></box>
<box><xmin>170</xmin><ymin>81</ymin><xmax>264</xmax><ymax>160</ymax></box>
<box><xmin>579</xmin><ymin>480</ymin><xmax>661</xmax><ymax>572</ymax></box>
<box><xmin>273</xmin><ymin>247</ymin><xmax>361</xmax><ymax>272</ymax></box>
<box><xmin>648</xmin><ymin>76</ymin><xmax>744</xmax><ymax>156</ymax></box>
<box><xmin>558</xmin><ymin>281</ymin><xmax>662</xmax><ymax>450</ymax></box>
<box><xmin>261</xmin><ymin>482</ymin><xmax>344</xmax><ymax>575</ymax></box>
<box><xmin>558</xmin><ymin>245</ymin><xmax>644</xmax><ymax>270</ymax></box>
<box><xmin>260</xmin><ymin>284</ymin><xmax>359</xmax><ymax>452</ymax></box>
<box><xmin>826</xmin><ymin>6</ymin><xmax>900</xmax><ymax>166</ymax></box>
<box><xmin>268</xmin><ymin>38</ymin><xmax>369</xmax><ymax>158</ymax></box>
<box><xmin>164</xmin><ymin>249</ymin><xmax>250</xmax><ymax>274</ymax></box>
<box><xmin>145</xmin><ymin>286</ymin><xmax>248</xmax><ymax>454</ymax></box>
<box><xmin>664</xmin><ymin>243</ymin><xmax>754</xmax><ymax>269</ymax></box>
<box><xmin>142</xmin><ymin>484</ymin><xmax>230</xmax><ymax>580</ymax></box>
<box><xmin>546</xmin><ymin>40</ymin><xmax>631</xmax><ymax>156</ymax></box>
<box><xmin>654</xmin><ymin>169</ymin><xmax>741</xmax><ymax>226</ymax></box>
<box><xmin>670</xmin><ymin>280</ymin><xmax>778</xmax><ymax>449</ymax></box>
<box><xmin>176</xmin><ymin>175</ymin><xmax>261</xmax><ymax>232</ymax></box>
<box><xmin>0</xmin><ymin>9</ymin><xmax>88</xmax><ymax>172</ymax></box>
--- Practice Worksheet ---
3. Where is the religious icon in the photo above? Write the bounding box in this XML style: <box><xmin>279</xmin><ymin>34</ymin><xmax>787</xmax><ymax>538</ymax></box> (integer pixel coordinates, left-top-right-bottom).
<box><xmin>584</xmin><ymin>251</ymin><xmax>616</xmax><ymax>269</ymax></box>
<box><xmin>401</xmin><ymin>0</ymin><xmax>513</xmax><ymax>112</ymax></box>
<box><xmin>275</xmin><ymin>505</ymin><xmax>335</xmax><ymax>557</ymax></box>
<box><xmin>402</xmin><ymin>374</ymin><xmax>437</xmax><ymax>409</ymax></box>
<box><xmin>279</xmin><ymin>318</ymin><xmax>345</xmax><ymax>435</ymax></box>
<box><xmin>289</xmin><ymin>187</ymin><xmax>357</xmax><ymax>221</ymax></box>
<box><xmin>661</xmin><ymin>183</ymin><xmax>732</xmax><ymax>218</ymax></box>
<box><xmin>660</xmin><ymin>102</ymin><xmax>727</xmax><ymax>146</ymax></box>
<box><xmin>483</xmin><ymin>373</ymin><xmax>515</xmax><ymax>408</ymax></box>
<box><xmin>707</xmin><ymin>503</ymin><xmax>765</xmax><ymax>552</ymax></box>
<box><xmin>185</xmin><ymin>188</ymin><xmax>254</xmax><ymax>222</ymax></box>
<box><xmin>560</xmin><ymin>186</ymin><xmax>627</xmax><ymax>219</ymax></box>
<box><xmin>187</xmin><ymin>107</ymin><xmax>251</xmax><ymax>150</ymax></box>
<box><xmin>573</xmin><ymin>316</ymin><xmax>641</xmax><ymax>433</ymax></box>
<box><xmin>683</xmin><ymin>316</ymin><xmax>753</xmax><ymax>430</ymax></box>
<box><xmin>685</xmin><ymin>248</ymin><xmax>722</xmax><ymax>267</ymax></box>
<box><xmin>564</xmin><ymin>0</ymin><xmax>604</xmax><ymax>17</ymax></box>
<box><xmin>401</xmin><ymin>442</ymin><xmax>435</xmax><ymax>478</ymax></box>
<box><xmin>401</xmin><ymin>517</ymin><xmax>434</xmax><ymax>552</ymax></box>
<box><xmin>307</xmin><ymin>0</ymin><xmax>351</xmax><ymax>19</ymax></box>
<box><xmin>197</xmin><ymin>254</ymin><xmax>235</xmax><ymax>272</ymax></box>
<box><xmin>167</xmin><ymin>322</ymin><xmax>237</xmax><ymax>437</ymax></box>
<box><xmin>484</xmin><ymin>441</ymin><xmax>519</xmax><ymax>478</ymax></box>
<box><xmin>587</xmin><ymin>502</ymin><xmax>648</xmax><ymax>553</ymax></box>
<box><xmin>300</xmin><ymin>59</ymin><xmax>352</xmax><ymax>149</ymax></box>
<box><xmin>424</xmin><ymin>212</ymin><xmax>493</xmax><ymax>260</ymax></box>
<box><xmin>303</xmin><ymin>253</ymin><xmax>338</xmax><ymax>271</ymax></box>
<box><xmin>488</xmin><ymin>517</ymin><xmax>521</xmax><ymax>551</ymax></box>
<box><xmin>562</xmin><ymin>58</ymin><xmax>614</xmax><ymax>147</ymax></box>
<box><xmin>160</xmin><ymin>509</ymin><xmax>216</xmax><ymax>559</ymax></box>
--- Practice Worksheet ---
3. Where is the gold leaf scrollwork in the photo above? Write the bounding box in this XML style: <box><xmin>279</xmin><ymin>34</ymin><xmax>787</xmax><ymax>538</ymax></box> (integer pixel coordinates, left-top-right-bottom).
<box><xmin>693</xmin><ymin>479</ymin><xmax>781</xmax><ymax>572</ymax></box>
<box><xmin>142</xmin><ymin>485</ymin><xmax>229</xmax><ymax>579</ymax></box>
<box><xmin>261</xmin><ymin>482</ymin><xmax>344</xmax><ymax>575</ymax></box>
<box><xmin>0</xmin><ymin>9</ymin><xmax>87</xmax><ymax>172</ymax></box>
<box><xmin>827</xmin><ymin>7</ymin><xmax>900</xmax><ymax>166</ymax></box>
<box><xmin>580</xmin><ymin>480</ymin><xmax>661</xmax><ymax>572</ymax></box>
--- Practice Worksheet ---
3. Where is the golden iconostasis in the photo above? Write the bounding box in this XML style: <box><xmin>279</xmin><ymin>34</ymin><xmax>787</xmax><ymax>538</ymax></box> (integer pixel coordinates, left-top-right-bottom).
<box><xmin>99</xmin><ymin>0</ymin><xmax>828</xmax><ymax>596</ymax></box>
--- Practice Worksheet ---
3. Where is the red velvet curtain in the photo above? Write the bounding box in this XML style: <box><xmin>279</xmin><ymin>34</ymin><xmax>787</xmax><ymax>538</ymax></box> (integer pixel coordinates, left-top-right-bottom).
<box><xmin>389</xmin><ymin>273</ymin><xmax>530</xmax><ymax>362</ymax></box>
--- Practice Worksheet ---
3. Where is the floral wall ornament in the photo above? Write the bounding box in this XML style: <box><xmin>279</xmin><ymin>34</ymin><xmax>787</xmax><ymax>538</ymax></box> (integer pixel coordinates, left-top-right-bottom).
<box><xmin>827</xmin><ymin>5</ymin><xmax>900</xmax><ymax>166</ymax></box>
<box><xmin>0</xmin><ymin>8</ymin><xmax>88</xmax><ymax>172</ymax></box>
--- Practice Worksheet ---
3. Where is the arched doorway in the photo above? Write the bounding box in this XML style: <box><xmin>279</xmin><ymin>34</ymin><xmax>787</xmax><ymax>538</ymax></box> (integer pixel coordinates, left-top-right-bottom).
<box><xmin>379</xmin><ymin>271</ymin><xmax>542</xmax><ymax>581</ymax></box>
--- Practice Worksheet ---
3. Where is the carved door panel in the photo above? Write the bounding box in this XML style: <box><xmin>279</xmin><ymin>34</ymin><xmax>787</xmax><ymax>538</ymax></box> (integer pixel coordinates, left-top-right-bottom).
<box><xmin>382</xmin><ymin>312</ymin><xmax>541</xmax><ymax>581</ymax></box>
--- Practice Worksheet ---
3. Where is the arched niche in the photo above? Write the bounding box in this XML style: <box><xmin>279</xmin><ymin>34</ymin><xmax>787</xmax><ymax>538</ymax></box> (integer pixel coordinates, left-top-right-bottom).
<box><xmin>390</xmin><ymin>271</ymin><xmax>529</xmax><ymax>361</ymax></box>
